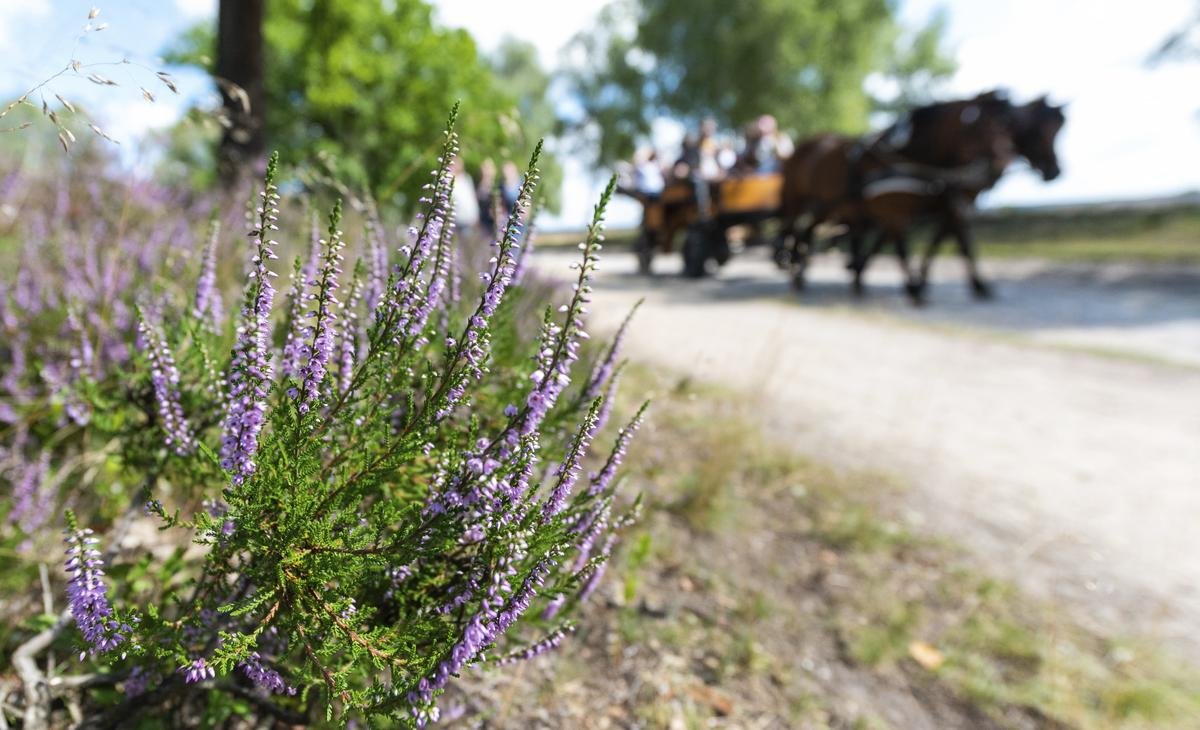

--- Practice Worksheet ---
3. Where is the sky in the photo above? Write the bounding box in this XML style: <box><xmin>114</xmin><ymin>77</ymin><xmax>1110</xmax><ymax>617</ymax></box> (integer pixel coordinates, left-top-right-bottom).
<box><xmin>2</xmin><ymin>0</ymin><xmax>1198</xmax><ymax>230</ymax></box>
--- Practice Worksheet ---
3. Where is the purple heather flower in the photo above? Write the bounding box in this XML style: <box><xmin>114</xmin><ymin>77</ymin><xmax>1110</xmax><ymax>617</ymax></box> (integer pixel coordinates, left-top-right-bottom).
<box><xmin>279</xmin><ymin>257</ymin><xmax>312</xmax><ymax>382</ymax></box>
<box><xmin>435</xmin><ymin>149</ymin><xmax>538</xmax><ymax>421</ymax></box>
<box><xmin>64</xmin><ymin>524</ymin><xmax>126</xmax><ymax>656</ymax></box>
<box><xmin>180</xmin><ymin>657</ymin><xmax>215</xmax><ymax>684</ymax></box>
<box><xmin>541</xmin><ymin>593</ymin><xmax>565</xmax><ymax>621</ymax></box>
<box><xmin>295</xmin><ymin>202</ymin><xmax>346</xmax><ymax>413</ymax></box>
<box><xmin>7</xmin><ymin>451</ymin><xmax>49</xmax><ymax>523</ymax></box>
<box><xmin>8</xmin><ymin>453</ymin><xmax>50</xmax><ymax>536</ymax></box>
<box><xmin>281</xmin><ymin>213</ymin><xmax>325</xmax><ymax>380</ymax></box>
<box><xmin>124</xmin><ymin>666</ymin><xmax>155</xmax><ymax>698</ymax></box>
<box><xmin>56</xmin><ymin>308</ymin><xmax>95</xmax><ymax>426</ymax></box>
<box><xmin>570</xmin><ymin>502</ymin><xmax>612</xmax><ymax>573</ymax></box>
<box><xmin>203</xmin><ymin>498</ymin><xmax>235</xmax><ymax>537</ymax></box>
<box><xmin>510</xmin><ymin>209</ymin><xmax>537</xmax><ymax>286</ymax></box>
<box><xmin>593</xmin><ymin>368</ymin><xmax>622</xmax><ymax>434</ymax></box>
<box><xmin>407</xmin><ymin>549</ymin><xmax>555</xmax><ymax>725</ymax></box>
<box><xmin>219</xmin><ymin>155</ymin><xmax>282</xmax><ymax>485</ymax></box>
<box><xmin>193</xmin><ymin>218</ymin><xmax>224</xmax><ymax>329</ymax></box>
<box><xmin>495</xmin><ymin>625</ymin><xmax>573</xmax><ymax>666</ymax></box>
<box><xmin>138</xmin><ymin>314</ymin><xmax>195</xmax><ymax>456</ymax></box>
<box><xmin>380</xmin><ymin>153</ymin><xmax>454</xmax><ymax>351</ymax></box>
<box><xmin>541</xmin><ymin>400</ymin><xmax>603</xmax><ymax>522</ymax></box>
<box><xmin>589</xmin><ymin>402</ymin><xmax>648</xmax><ymax>496</ymax></box>
<box><xmin>584</xmin><ymin>300</ymin><xmax>641</xmax><ymax>400</ymax></box>
<box><xmin>501</xmin><ymin>193</ymin><xmax>607</xmax><ymax>442</ymax></box>
<box><xmin>578</xmin><ymin>535</ymin><xmax>616</xmax><ymax>601</ymax></box>
<box><xmin>363</xmin><ymin>201</ymin><xmax>390</xmax><ymax>318</ymax></box>
<box><xmin>239</xmin><ymin>652</ymin><xmax>296</xmax><ymax>695</ymax></box>
<box><xmin>337</xmin><ymin>262</ymin><xmax>365</xmax><ymax>393</ymax></box>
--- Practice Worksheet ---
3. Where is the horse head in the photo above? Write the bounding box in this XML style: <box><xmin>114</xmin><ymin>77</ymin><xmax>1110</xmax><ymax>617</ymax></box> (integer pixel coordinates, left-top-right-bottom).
<box><xmin>1011</xmin><ymin>96</ymin><xmax>1066</xmax><ymax>181</ymax></box>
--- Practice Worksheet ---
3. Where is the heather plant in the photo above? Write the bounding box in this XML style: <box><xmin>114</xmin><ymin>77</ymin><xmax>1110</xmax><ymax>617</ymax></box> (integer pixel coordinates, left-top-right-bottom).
<box><xmin>2</xmin><ymin>112</ymin><xmax>643</xmax><ymax>727</ymax></box>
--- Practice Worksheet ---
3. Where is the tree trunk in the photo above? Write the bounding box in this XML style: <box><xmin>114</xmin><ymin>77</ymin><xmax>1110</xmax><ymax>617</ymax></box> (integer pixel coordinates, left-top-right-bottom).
<box><xmin>215</xmin><ymin>0</ymin><xmax>266</xmax><ymax>187</ymax></box>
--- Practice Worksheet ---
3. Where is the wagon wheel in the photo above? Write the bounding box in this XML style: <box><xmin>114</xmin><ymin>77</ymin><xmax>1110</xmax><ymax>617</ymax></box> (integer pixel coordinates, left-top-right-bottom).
<box><xmin>772</xmin><ymin>229</ymin><xmax>795</xmax><ymax>269</ymax></box>
<box><xmin>633</xmin><ymin>230</ymin><xmax>656</xmax><ymax>275</ymax></box>
<box><xmin>682</xmin><ymin>224</ymin><xmax>711</xmax><ymax>278</ymax></box>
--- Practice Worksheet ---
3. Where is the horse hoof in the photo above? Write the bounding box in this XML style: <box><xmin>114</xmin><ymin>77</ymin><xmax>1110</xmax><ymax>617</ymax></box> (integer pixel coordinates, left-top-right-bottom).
<box><xmin>852</xmin><ymin>280</ymin><xmax>866</xmax><ymax>298</ymax></box>
<box><xmin>971</xmin><ymin>280</ymin><xmax>994</xmax><ymax>300</ymax></box>
<box><xmin>906</xmin><ymin>282</ymin><xmax>927</xmax><ymax>306</ymax></box>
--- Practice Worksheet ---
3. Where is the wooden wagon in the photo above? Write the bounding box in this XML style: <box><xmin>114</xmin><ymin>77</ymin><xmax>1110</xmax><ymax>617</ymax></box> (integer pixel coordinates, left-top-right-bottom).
<box><xmin>621</xmin><ymin>173</ymin><xmax>783</xmax><ymax>277</ymax></box>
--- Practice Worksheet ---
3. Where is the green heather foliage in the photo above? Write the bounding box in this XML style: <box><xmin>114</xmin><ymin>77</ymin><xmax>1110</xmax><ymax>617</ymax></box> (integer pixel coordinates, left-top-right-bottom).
<box><xmin>0</xmin><ymin>114</ymin><xmax>643</xmax><ymax>726</ymax></box>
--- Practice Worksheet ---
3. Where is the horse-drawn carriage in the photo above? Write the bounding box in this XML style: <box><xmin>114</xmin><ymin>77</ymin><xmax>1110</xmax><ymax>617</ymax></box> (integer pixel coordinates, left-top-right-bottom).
<box><xmin>618</xmin><ymin>91</ymin><xmax>1066</xmax><ymax>303</ymax></box>
<box><xmin>622</xmin><ymin>173</ymin><xmax>783</xmax><ymax>277</ymax></box>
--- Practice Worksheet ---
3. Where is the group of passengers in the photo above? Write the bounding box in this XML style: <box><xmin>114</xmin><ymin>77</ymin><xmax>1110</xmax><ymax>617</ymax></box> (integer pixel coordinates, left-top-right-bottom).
<box><xmin>450</xmin><ymin>157</ymin><xmax>525</xmax><ymax>236</ymax></box>
<box><xmin>627</xmin><ymin>115</ymin><xmax>794</xmax><ymax>198</ymax></box>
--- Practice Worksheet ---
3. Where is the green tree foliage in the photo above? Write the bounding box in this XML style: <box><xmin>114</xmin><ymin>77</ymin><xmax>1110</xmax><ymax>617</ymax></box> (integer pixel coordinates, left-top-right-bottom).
<box><xmin>563</xmin><ymin>0</ymin><xmax>956</xmax><ymax>165</ymax></box>
<box><xmin>166</xmin><ymin>0</ymin><xmax>563</xmax><ymax>210</ymax></box>
<box><xmin>874</xmin><ymin>9</ymin><xmax>958</xmax><ymax>114</ymax></box>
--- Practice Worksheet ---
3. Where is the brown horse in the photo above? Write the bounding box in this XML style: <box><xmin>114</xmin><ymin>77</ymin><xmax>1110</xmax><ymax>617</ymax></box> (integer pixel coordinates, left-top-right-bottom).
<box><xmin>848</xmin><ymin>96</ymin><xmax>1066</xmax><ymax>302</ymax></box>
<box><xmin>778</xmin><ymin>91</ymin><xmax>1019</xmax><ymax>292</ymax></box>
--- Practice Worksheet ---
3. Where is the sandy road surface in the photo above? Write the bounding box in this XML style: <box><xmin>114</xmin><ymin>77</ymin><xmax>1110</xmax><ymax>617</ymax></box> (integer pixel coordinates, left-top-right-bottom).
<box><xmin>533</xmin><ymin>246</ymin><xmax>1200</xmax><ymax>660</ymax></box>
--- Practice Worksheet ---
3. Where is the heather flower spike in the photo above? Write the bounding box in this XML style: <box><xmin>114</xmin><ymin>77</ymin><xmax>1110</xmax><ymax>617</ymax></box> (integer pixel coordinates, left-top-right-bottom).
<box><xmin>435</xmin><ymin>140</ymin><xmax>542</xmax><ymax>421</ymax></box>
<box><xmin>296</xmin><ymin>199</ymin><xmax>346</xmax><ymax>413</ymax></box>
<box><xmin>9</xmin><ymin>453</ymin><xmax>51</xmax><ymax>536</ymax></box>
<box><xmin>542</xmin><ymin>397</ymin><xmax>604</xmax><ymax>522</ymax></box>
<box><xmin>64</xmin><ymin>511</ymin><xmax>126</xmax><ymax>657</ymax></box>
<box><xmin>585</xmin><ymin>298</ymin><xmax>642</xmax><ymax>400</ymax></box>
<box><xmin>137</xmin><ymin>309</ymin><xmax>195</xmax><ymax>455</ymax></box>
<box><xmin>338</xmin><ymin>259</ymin><xmax>366</xmax><ymax>393</ymax></box>
<box><xmin>590</xmin><ymin>400</ymin><xmax>650</xmax><ymax>496</ymax></box>
<box><xmin>193</xmin><ymin>215</ymin><xmax>223</xmax><ymax>329</ymax></box>
<box><xmin>181</xmin><ymin>657</ymin><xmax>215</xmax><ymax>684</ymax></box>
<box><xmin>280</xmin><ymin>255</ymin><xmax>310</xmax><ymax>382</ymax></box>
<box><xmin>219</xmin><ymin>152</ymin><xmax>281</xmax><ymax>485</ymax></box>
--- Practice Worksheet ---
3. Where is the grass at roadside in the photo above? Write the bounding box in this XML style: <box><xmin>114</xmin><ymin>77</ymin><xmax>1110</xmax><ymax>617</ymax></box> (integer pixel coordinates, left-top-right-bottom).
<box><xmin>975</xmin><ymin>206</ymin><xmax>1200</xmax><ymax>265</ymax></box>
<box><xmin>454</xmin><ymin>365</ymin><xmax>1200</xmax><ymax>728</ymax></box>
<box><xmin>539</xmin><ymin>205</ymin><xmax>1200</xmax><ymax>265</ymax></box>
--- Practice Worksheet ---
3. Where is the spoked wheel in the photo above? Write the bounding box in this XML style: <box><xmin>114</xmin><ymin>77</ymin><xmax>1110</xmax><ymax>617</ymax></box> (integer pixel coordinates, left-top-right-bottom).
<box><xmin>772</xmin><ymin>234</ymin><xmax>792</xmax><ymax>269</ymax></box>
<box><xmin>634</xmin><ymin>231</ymin><xmax>655</xmax><ymax>275</ymax></box>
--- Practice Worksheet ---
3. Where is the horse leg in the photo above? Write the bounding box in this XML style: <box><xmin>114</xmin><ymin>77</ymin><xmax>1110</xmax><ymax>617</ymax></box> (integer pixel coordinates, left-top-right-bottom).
<box><xmin>850</xmin><ymin>226</ymin><xmax>890</xmax><ymax>297</ymax></box>
<box><xmin>790</xmin><ymin>218</ymin><xmax>819</xmax><ymax>291</ymax></box>
<box><xmin>774</xmin><ymin>214</ymin><xmax>797</xmax><ymax>269</ymax></box>
<box><xmin>950</xmin><ymin>219</ymin><xmax>992</xmax><ymax>299</ymax></box>
<box><xmin>892</xmin><ymin>233</ymin><xmax>924</xmax><ymax>305</ymax></box>
<box><xmin>915</xmin><ymin>222</ymin><xmax>950</xmax><ymax>301</ymax></box>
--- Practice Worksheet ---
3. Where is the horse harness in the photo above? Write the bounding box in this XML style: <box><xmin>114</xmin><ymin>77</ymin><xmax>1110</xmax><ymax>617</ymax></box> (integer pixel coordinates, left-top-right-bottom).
<box><xmin>845</xmin><ymin>105</ymin><xmax>1001</xmax><ymax>205</ymax></box>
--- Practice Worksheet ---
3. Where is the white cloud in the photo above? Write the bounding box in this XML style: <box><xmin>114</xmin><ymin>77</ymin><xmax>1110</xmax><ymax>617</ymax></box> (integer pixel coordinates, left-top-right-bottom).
<box><xmin>430</xmin><ymin>0</ymin><xmax>606</xmax><ymax>66</ymax></box>
<box><xmin>175</xmin><ymin>0</ymin><xmax>216</xmax><ymax>21</ymax></box>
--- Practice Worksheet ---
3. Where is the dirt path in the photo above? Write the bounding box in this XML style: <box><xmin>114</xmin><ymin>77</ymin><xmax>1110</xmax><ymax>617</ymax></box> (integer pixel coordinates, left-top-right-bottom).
<box><xmin>533</xmin><ymin>246</ymin><xmax>1200</xmax><ymax>661</ymax></box>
